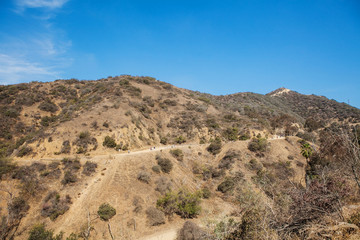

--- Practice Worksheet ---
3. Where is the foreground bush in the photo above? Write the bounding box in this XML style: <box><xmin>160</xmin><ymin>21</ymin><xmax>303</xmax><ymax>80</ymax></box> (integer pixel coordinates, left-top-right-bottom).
<box><xmin>206</xmin><ymin>137</ymin><xmax>222</xmax><ymax>155</ymax></box>
<box><xmin>170</xmin><ymin>149</ymin><xmax>184</xmax><ymax>161</ymax></box>
<box><xmin>156</xmin><ymin>156</ymin><xmax>173</xmax><ymax>173</ymax></box>
<box><xmin>248</xmin><ymin>138</ymin><xmax>268</xmax><ymax>152</ymax></box>
<box><xmin>157</xmin><ymin>190</ymin><xmax>201</xmax><ymax>218</ymax></box>
<box><xmin>41</xmin><ymin>191</ymin><xmax>72</xmax><ymax>220</ymax></box>
<box><xmin>217</xmin><ymin>177</ymin><xmax>235</xmax><ymax>194</ymax></box>
<box><xmin>82</xmin><ymin>161</ymin><xmax>97</xmax><ymax>176</ymax></box>
<box><xmin>28</xmin><ymin>223</ymin><xmax>63</xmax><ymax>240</ymax></box>
<box><xmin>103</xmin><ymin>136</ymin><xmax>117</xmax><ymax>148</ymax></box>
<box><xmin>98</xmin><ymin>203</ymin><xmax>116</xmax><ymax>221</ymax></box>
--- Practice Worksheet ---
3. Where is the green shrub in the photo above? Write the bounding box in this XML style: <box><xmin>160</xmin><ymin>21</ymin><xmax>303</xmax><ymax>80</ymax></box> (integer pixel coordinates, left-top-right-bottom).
<box><xmin>246</xmin><ymin>159</ymin><xmax>263</xmax><ymax>172</ymax></box>
<box><xmin>28</xmin><ymin>223</ymin><xmax>63</xmax><ymax>240</ymax></box>
<box><xmin>217</xmin><ymin>177</ymin><xmax>235</xmax><ymax>194</ymax></box>
<box><xmin>79</xmin><ymin>131</ymin><xmax>90</xmax><ymax>139</ymax></box>
<box><xmin>40</xmin><ymin>115</ymin><xmax>57</xmax><ymax>127</ymax></box>
<box><xmin>41</xmin><ymin>191</ymin><xmax>71</xmax><ymax>220</ymax></box>
<box><xmin>66</xmin><ymin>233</ymin><xmax>79</xmax><ymax>240</ymax></box>
<box><xmin>175</xmin><ymin>136</ymin><xmax>186</xmax><ymax>144</ymax></box>
<box><xmin>103</xmin><ymin>136</ymin><xmax>117</xmax><ymax>148</ymax></box>
<box><xmin>61</xmin><ymin>158</ymin><xmax>81</xmax><ymax>171</ymax></box>
<box><xmin>160</xmin><ymin>136</ymin><xmax>168</xmax><ymax>145</ymax></box>
<box><xmin>61</xmin><ymin>171</ymin><xmax>77</xmax><ymax>185</ymax></box>
<box><xmin>201</xmin><ymin>187</ymin><xmax>211</xmax><ymax>199</ymax></box>
<box><xmin>98</xmin><ymin>203</ymin><xmax>116</xmax><ymax>221</ymax></box>
<box><xmin>206</xmin><ymin>137</ymin><xmax>222</xmax><ymax>155</ymax></box>
<box><xmin>152</xmin><ymin>165</ymin><xmax>161</xmax><ymax>173</ymax></box>
<box><xmin>248</xmin><ymin>138</ymin><xmax>268</xmax><ymax>152</ymax></box>
<box><xmin>223</xmin><ymin>127</ymin><xmax>239</xmax><ymax>141</ymax></box>
<box><xmin>156</xmin><ymin>156</ymin><xmax>173</xmax><ymax>173</ymax></box>
<box><xmin>38</xmin><ymin>101</ymin><xmax>58</xmax><ymax>113</ymax></box>
<box><xmin>4</xmin><ymin>107</ymin><xmax>20</xmax><ymax>118</ymax></box>
<box><xmin>170</xmin><ymin>149</ymin><xmax>184</xmax><ymax>161</ymax></box>
<box><xmin>82</xmin><ymin>161</ymin><xmax>97</xmax><ymax>176</ymax></box>
<box><xmin>156</xmin><ymin>190</ymin><xmax>201</xmax><ymax>218</ymax></box>
<box><xmin>206</xmin><ymin>119</ymin><xmax>219</xmax><ymax>129</ymax></box>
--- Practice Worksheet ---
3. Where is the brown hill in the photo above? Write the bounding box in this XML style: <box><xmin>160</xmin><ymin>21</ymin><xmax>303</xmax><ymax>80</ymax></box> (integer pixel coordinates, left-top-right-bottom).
<box><xmin>1</xmin><ymin>76</ymin><xmax>360</xmax><ymax>240</ymax></box>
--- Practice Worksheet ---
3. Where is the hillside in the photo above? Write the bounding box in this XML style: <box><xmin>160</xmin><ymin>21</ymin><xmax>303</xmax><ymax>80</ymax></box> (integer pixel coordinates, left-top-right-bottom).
<box><xmin>0</xmin><ymin>76</ymin><xmax>359</xmax><ymax>159</ymax></box>
<box><xmin>1</xmin><ymin>76</ymin><xmax>360</xmax><ymax>240</ymax></box>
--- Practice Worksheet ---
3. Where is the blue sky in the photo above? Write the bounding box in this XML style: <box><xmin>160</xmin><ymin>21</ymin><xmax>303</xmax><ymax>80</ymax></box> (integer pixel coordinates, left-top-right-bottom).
<box><xmin>1</xmin><ymin>0</ymin><xmax>360</xmax><ymax>107</ymax></box>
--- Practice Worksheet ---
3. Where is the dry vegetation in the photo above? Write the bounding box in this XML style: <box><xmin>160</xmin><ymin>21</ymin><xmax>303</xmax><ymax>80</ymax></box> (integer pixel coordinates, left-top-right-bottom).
<box><xmin>0</xmin><ymin>76</ymin><xmax>360</xmax><ymax>239</ymax></box>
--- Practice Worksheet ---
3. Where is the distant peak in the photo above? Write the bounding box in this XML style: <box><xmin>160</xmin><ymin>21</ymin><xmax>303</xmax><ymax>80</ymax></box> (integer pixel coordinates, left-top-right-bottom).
<box><xmin>267</xmin><ymin>87</ymin><xmax>292</xmax><ymax>96</ymax></box>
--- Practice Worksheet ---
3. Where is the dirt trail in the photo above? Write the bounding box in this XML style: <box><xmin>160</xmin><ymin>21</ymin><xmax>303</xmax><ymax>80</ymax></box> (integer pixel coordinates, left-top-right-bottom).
<box><xmin>50</xmin><ymin>143</ymin><xmax>201</xmax><ymax>239</ymax></box>
<box><xmin>18</xmin><ymin>138</ymin><xmax>288</xmax><ymax>239</ymax></box>
<box><xmin>139</xmin><ymin>228</ymin><xmax>178</xmax><ymax>240</ymax></box>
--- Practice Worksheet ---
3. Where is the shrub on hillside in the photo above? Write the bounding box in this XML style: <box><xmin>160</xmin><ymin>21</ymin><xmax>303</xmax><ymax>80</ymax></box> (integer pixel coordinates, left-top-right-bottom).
<box><xmin>41</xmin><ymin>191</ymin><xmax>72</xmax><ymax>220</ymax></box>
<box><xmin>28</xmin><ymin>224</ymin><xmax>63</xmax><ymax>240</ymax></box>
<box><xmin>248</xmin><ymin>138</ymin><xmax>268</xmax><ymax>152</ymax></box>
<box><xmin>61</xmin><ymin>158</ymin><xmax>81</xmax><ymax>171</ymax></box>
<box><xmin>40</xmin><ymin>115</ymin><xmax>57</xmax><ymax>127</ymax></box>
<box><xmin>175</xmin><ymin>136</ymin><xmax>186</xmax><ymax>144</ymax></box>
<box><xmin>73</xmin><ymin>131</ymin><xmax>98</xmax><ymax>153</ymax></box>
<box><xmin>38</xmin><ymin>100</ymin><xmax>58</xmax><ymax>113</ymax></box>
<box><xmin>156</xmin><ymin>190</ymin><xmax>201</xmax><ymax>218</ymax></box>
<box><xmin>61</xmin><ymin>170</ymin><xmax>77</xmax><ymax>185</ymax></box>
<box><xmin>223</xmin><ymin>127</ymin><xmax>239</xmax><ymax>141</ymax></box>
<box><xmin>170</xmin><ymin>149</ymin><xmax>184</xmax><ymax>161</ymax></box>
<box><xmin>82</xmin><ymin>161</ymin><xmax>97</xmax><ymax>176</ymax></box>
<box><xmin>133</xmin><ymin>195</ymin><xmax>144</xmax><ymax>213</ymax></box>
<box><xmin>205</xmin><ymin>119</ymin><xmax>219</xmax><ymax>129</ymax></box>
<box><xmin>8</xmin><ymin>196</ymin><xmax>30</xmax><ymax>218</ymax></box>
<box><xmin>152</xmin><ymin>165</ymin><xmax>161</xmax><ymax>173</ymax></box>
<box><xmin>217</xmin><ymin>177</ymin><xmax>235</xmax><ymax>194</ymax></box>
<box><xmin>177</xmin><ymin>221</ymin><xmax>207</xmax><ymax>240</ymax></box>
<box><xmin>218</xmin><ymin>150</ymin><xmax>240</xmax><ymax>170</ymax></box>
<box><xmin>155</xmin><ymin>176</ymin><xmax>172</xmax><ymax>194</ymax></box>
<box><xmin>137</xmin><ymin>170</ymin><xmax>151</xmax><ymax>184</ymax></box>
<box><xmin>206</xmin><ymin>137</ymin><xmax>222</xmax><ymax>155</ymax></box>
<box><xmin>146</xmin><ymin>207</ymin><xmax>165</xmax><ymax>226</ymax></box>
<box><xmin>160</xmin><ymin>136</ymin><xmax>168</xmax><ymax>145</ymax></box>
<box><xmin>98</xmin><ymin>203</ymin><xmax>116</xmax><ymax>221</ymax></box>
<box><xmin>156</xmin><ymin>156</ymin><xmax>173</xmax><ymax>173</ymax></box>
<box><xmin>103</xmin><ymin>136</ymin><xmax>117</xmax><ymax>148</ymax></box>
<box><xmin>201</xmin><ymin>187</ymin><xmax>211</xmax><ymax>199</ymax></box>
<box><xmin>59</xmin><ymin>140</ymin><xmax>71</xmax><ymax>154</ymax></box>
<box><xmin>246</xmin><ymin>159</ymin><xmax>263</xmax><ymax>172</ymax></box>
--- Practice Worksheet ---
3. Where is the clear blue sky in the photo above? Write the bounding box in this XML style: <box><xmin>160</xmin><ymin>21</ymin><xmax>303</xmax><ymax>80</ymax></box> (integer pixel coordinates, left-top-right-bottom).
<box><xmin>1</xmin><ymin>0</ymin><xmax>360</xmax><ymax>107</ymax></box>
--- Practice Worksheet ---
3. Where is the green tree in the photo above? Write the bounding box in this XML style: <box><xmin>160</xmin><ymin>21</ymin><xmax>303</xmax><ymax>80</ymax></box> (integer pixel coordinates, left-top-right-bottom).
<box><xmin>301</xmin><ymin>143</ymin><xmax>313</xmax><ymax>162</ymax></box>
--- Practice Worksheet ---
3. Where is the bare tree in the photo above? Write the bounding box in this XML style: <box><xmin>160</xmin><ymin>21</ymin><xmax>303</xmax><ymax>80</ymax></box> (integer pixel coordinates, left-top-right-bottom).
<box><xmin>320</xmin><ymin>126</ymin><xmax>360</xmax><ymax>190</ymax></box>
<box><xmin>338</xmin><ymin>127</ymin><xmax>360</xmax><ymax>189</ymax></box>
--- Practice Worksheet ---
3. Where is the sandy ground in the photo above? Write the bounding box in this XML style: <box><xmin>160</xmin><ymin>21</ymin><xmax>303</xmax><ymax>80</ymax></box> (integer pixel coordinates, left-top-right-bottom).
<box><xmin>14</xmin><ymin>137</ymin><xmax>301</xmax><ymax>240</ymax></box>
